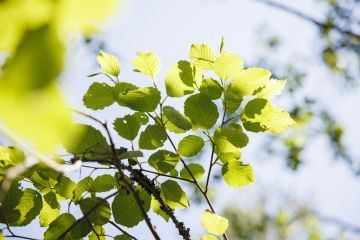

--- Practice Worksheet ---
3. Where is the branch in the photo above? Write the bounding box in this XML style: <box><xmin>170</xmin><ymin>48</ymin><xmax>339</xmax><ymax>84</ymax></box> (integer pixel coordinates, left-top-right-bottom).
<box><xmin>252</xmin><ymin>0</ymin><xmax>360</xmax><ymax>40</ymax></box>
<box><xmin>72</xmin><ymin>109</ymin><xmax>161</xmax><ymax>240</ymax></box>
<box><xmin>109</xmin><ymin>220</ymin><xmax>138</xmax><ymax>240</ymax></box>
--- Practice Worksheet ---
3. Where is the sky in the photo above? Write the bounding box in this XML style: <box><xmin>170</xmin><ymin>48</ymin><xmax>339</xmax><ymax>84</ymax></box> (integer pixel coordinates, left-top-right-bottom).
<box><xmin>49</xmin><ymin>0</ymin><xmax>360</xmax><ymax>239</ymax></box>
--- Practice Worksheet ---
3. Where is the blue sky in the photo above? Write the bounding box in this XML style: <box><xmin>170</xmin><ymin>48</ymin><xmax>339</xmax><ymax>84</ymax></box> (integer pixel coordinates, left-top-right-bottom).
<box><xmin>57</xmin><ymin>0</ymin><xmax>360</xmax><ymax>239</ymax></box>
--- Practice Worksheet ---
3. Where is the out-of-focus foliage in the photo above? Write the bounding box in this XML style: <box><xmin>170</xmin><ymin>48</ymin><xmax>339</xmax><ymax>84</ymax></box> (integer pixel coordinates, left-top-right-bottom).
<box><xmin>0</xmin><ymin>0</ymin><xmax>117</xmax><ymax>152</ymax></box>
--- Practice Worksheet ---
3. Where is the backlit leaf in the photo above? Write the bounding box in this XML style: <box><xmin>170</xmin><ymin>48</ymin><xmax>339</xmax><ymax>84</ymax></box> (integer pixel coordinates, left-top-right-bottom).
<box><xmin>178</xmin><ymin>135</ymin><xmax>205</xmax><ymax>157</ymax></box>
<box><xmin>213</xmin><ymin>51</ymin><xmax>243</xmax><ymax>80</ymax></box>
<box><xmin>131</xmin><ymin>51</ymin><xmax>160</xmax><ymax>78</ymax></box>
<box><xmin>139</xmin><ymin>125</ymin><xmax>167</xmax><ymax>150</ymax></box>
<box><xmin>231</xmin><ymin>68</ymin><xmax>271</xmax><ymax>96</ymax></box>
<box><xmin>97</xmin><ymin>51</ymin><xmax>120</xmax><ymax>77</ymax></box>
<box><xmin>80</xmin><ymin>197</ymin><xmax>111</xmax><ymax>225</ymax></box>
<box><xmin>257</xmin><ymin>79</ymin><xmax>287</xmax><ymax>99</ymax></box>
<box><xmin>55</xmin><ymin>176</ymin><xmax>76</xmax><ymax>199</ymax></box>
<box><xmin>160</xmin><ymin>180</ymin><xmax>189</xmax><ymax>209</ymax></box>
<box><xmin>90</xmin><ymin>175</ymin><xmax>116</xmax><ymax>193</ymax></box>
<box><xmin>83</xmin><ymin>82</ymin><xmax>115</xmax><ymax>110</ymax></box>
<box><xmin>189</xmin><ymin>44</ymin><xmax>216</xmax><ymax>70</ymax></box>
<box><xmin>151</xmin><ymin>196</ymin><xmax>169</xmax><ymax>222</ymax></box>
<box><xmin>202</xmin><ymin>210</ymin><xmax>229</xmax><ymax>236</ymax></box>
<box><xmin>116</xmin><ymin>87</ymin><xmax>161</xmax><ymax>112</ymax></box>
<box><xmin>162</xmin><ymin>106</ymin><xmax>192</xmax><ymax>133</ymax></box>
<box><xmin>241</xmin><ymin>98</ymin><xmax>295</xmax><ymax>133</ymax></box>
<box><xmin>221</xmin><ymin>161</ymin><xmax>254</xmax><ymax>188</ymax></box>
<box><xmin>40</xmin><ymin>192</ymin><xmax>60</xmax><ymax>227</ymax></box>
<box><xmin>180</xmin><ymin>163</ymin><xmax>205</xmax><ymax>180</ymax></box>
<box><xmin>199</xmin><ymin>78</ymin><xmax>223</xmax><ymax>100</ymax></box>
<box><xmin>165</xmin><ymin>61</ymin><xmax>203</xmax><ymax>97</ymax></box>
<box><xmin>112</xmin><ymin>188</ymin><xmax>151</xmax><ymax>227</ymax></box>
<box><xmin>113</xmin><ymin>114</ymin><xmax>141</xmax><ymax>141</ymax></box>
<box><xmin>148</xmin><ymin>150</ymin><xmax>180</xmax><ymax>174</ymax></box>
<box><xmin>184</xmin><ymin>94</ymin><xmax>219</xmax><ymax>129</ymax></box>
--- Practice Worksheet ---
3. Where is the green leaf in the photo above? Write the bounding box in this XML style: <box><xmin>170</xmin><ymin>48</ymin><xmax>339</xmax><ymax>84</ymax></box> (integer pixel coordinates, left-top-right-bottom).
<box><xmin>131</xmin><ymin>51</ymin><xmax>160</xmax><ymax>78</ymax></box>
<box><xmin>180</xmin><ymin>163</ymin><xmax>205</xmax><ymax>180</ymax></box>
<box><xmin>64</xmin><ymin>124</ymin><xmax>108</xmax><ymax>158</ymax></box>
<box><xmin>184</xmin><ymin>94</ymin><xmax>219</xmax><ymax>129</ymax></box>
<box><xmin>80</xmin><ymin>197</ymin><xmax>111</xmax><ymax>225</ymax></box>
<box><xmin>160</xmin><ymin>180</ymin><xmax>189</xmax><ymax>209</ymax></box>
<box><xmin>189</xmin><ymin>44</ymin><xmax>216</xmax><ymax>70</ymax></box>
<box><xmin>257</xmin><ymin>79</ymin><xmax>287</xmax><ymax>99</ymax></box>
<box><xmin>14</xmin><ymin>188</ymin><xmax>43</xmax><ymax>226</ymax></box>
<box><xmin>118</xmin><ymin>150</ymin><xmax>143</xmax><ymax>160</ymax></box>
<box><xmin>178</xmin><ymin>135</ymin><xmax>205</xmax><ymax>157</ymax></box>
<box><xmin>199</xmin><ymin>78</ymin><xmax>223</xmax><ymax>100</ymax></box>
<box><xmin>213</xmin><ymin>51</ymin><xmax>243</xmax><ymax>80</ymax></box>
<box><xmin>113</xmin><ymin>82</ymin><xmax>139</xmax><ymax>104</ymax></box>
<box><xmin>83</xmin><ymin>82</ymin><xmax>115</xmax><ymax>110</ymax></box>
<box><xmin>43</xmin><ymin>213</ymin><xmax>76</xmax><ymax>240</ymax></box>
<box><xmin>162</xmin><ymin>106</ymin><xmax>192</xmax><ymax>133</ymax></box>
<box><xmin>165</xmin><ymin>60</ymin><xmax>203</xmax><ymax>97</ymax></box>
<box><xmin>213</xmin><ymin>124</ymin><xmax>247</xmax><ymax>163</ymax></box>
<box><xmin>215</xmin><ymin>123</ymin><xmax>248</xmax><ymax>148</ymax></box>
<box><xmin>221</xmin><ymin>161</ymin><xmax>255</xmax><ymax>188</ymax></box>
<box><xmin>201</xmin><ymin>210</ymin><xmax>229</xmax><ymax>236</ymax></box>
<box><xmin>0</xmin><ymin>182</ymin><xmax>23</xmax><ymax>224</ymax></box>
<box><xmin>70</xmin><ymin>218</ymin><xmax>92</xmax><ymax>239</ymax></box>
<box><xmin>89</xmin><ymin>225</ymin><xmax>106</xmax><ymax>240</ymax></box>
<box><xmin>116</xmin><ymin>87</ymin><xmax>161</xmax><ymax>112</ymax></box>
<box><xmin>55</xmin><ymin>176</ymin><xmax>76</xmax><ymax>199</ymax></box>
<box><xmin>0</xmin><ymin>146</ymin><xmax>25</xmax><ymax>168</ymax></box>
<box><xmin>148</xmin><ymin>150</ymin><xmax>180</xmax><ymax>174</ymax></box>
<box><xmin>90</xmin><ymin>175</ymin><xmax>116</xmax><ymax>192</ymax></box>
<box><xmin>112</xmin><ymin>188</ymin><xmax>151</xmax><ymax>227</ymax></box>
<box><xmin>224</xmin><ymin>83</ymin><xmax>243</xmax><ymax>113</ymax></box>
<box><xmin>240</xmin><ymin>98</ymin><xmax>295</xmax><ymax>133</ymax></box>
<box><xmin>40</xmin><ymin>192</ymin><xmax>60</xmax><ymax>227</ymax></box>
<box><xmin>133</xmin><ymin>112</ymin><xmax>149</xmax><ymax>125</ymax></box>
<box><xmin>202</xmin><ymin>235</ymin><xmax>218</xmax><ymax>240</ymax></box>
<box><xmin>72</xmin><ymin>176</ymin><xmax>93</xmax><ymax>203</ymax></box>
<box><xmin>231</xmin><ymin>68</ymin><xmax>271</xmax><ymax>96</ymax></box>
<box><xmin>151</xmin><ymin>196</ymin><xmax>169</xmax><ymax>222</ymax></box>
<box><xmin>219</xmin><ymin>37</ymin><xmax>225</xmax><ymax>54</ymax></box>
<box><xmin>97</xmin><ymin>51</ymin><xmax>120</xmax><ymax>77</ymax></box>
<box><xmin>139</xmin><ymin>125</ymin><xmax>167</xmax><ymax>150</ymax></box>
<box><xmin>115</xmin><ymin>235</ymin><xmax>132</xmax><ymax>240</ymax></box>
<box><xmin>113</xmin><ymin>114</ymin><xmax>141</xmax><ymax>141</ymax></box>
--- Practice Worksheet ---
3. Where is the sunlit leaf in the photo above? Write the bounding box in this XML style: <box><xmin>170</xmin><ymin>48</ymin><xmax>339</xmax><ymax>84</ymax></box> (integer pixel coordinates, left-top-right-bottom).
<box><xmin>139</xmin><ymin>125</ymin><xmax>167</xmax><ymax>150</ymax></box>
<box><xmin>148</xmin><ymin>150</ymin><xmax>180</xmax><ymax>174</ymax></box>
<box><xmin>202</xmin><ymin>210</ymin><xmax>229</xmax><ymax>236</ymax></box>
<box><xmin>180</xmin><ymin>163</ymin><xmax>205</xmax><ymax>180</ymax></box>
<box><xmin>80</xmin><ymin>197</ymin><xmax>111</xmax><ymax>225</ymax></box>
<box><xmin>221</xmin><ymin>161</ymin><xmax>254</xmax><ymax>188</ymax></box>
<box><xmin>199</xmin><ymin>78</ymin><xmax>223</xmax><ymax>100</ymax></box>
<box><xmin>116</xmin><ymin>87</ymin><xmax>161</xmax><ymax>112</ymax></box>
<box><xmin>202</xmin><ymin>235</ymin><xmax>218</xmax><ymax>240</ymax></box>
<box><xmin>184</xmin><ymin>94</ymin><xmax>219</xmax><ymax>129</ymax></box>
<box><xmin>90</xmin><ymin>175</ymin><xmax>116</xmax><ymax>193</ymax></box>
<box><xmin>151</xmin><ymin>196</ymin><xmax>169</xmax><ymax>222</ymax></box>
<box><xmin>257</xmin><ymin>79</ymin><xmax>287</xmax><ymax>99</ymax></box>
<box><xmin>165</xmin><ymin>61</ymin><xmax>203</xmax><ymax>97</ymax></box>
<box><xmin>0</xmin><ymin>146</ymin><xmax>25</xmax><ymax>168</ymax></box>
<box><xmin>89</xmin><ymin>225</ymin><xmax>106</xmax><ymax>240</ymax></box>
<box><xmin>97</xmin><ymin>51</ymin><xmax>120</xmax><ymax>77</ymax></box>
<box><xmin>213</xmin><ymin>51</ymin><xmax>243</xmax><ymax>80</ymax></box>
<box><xmin>231</xmin><ymin>68</ymin><xmax>271</xmax><ymax>96</ymax></box>
<box><xmin>177</xmin><ymin>135</ymin><xmax>205</xmax><ymax>157</ymax></box>
<box><xmin>113</xmin><ymin>114</ymin><xmax>141</xmax><ymax>141</ymax></box>
<box><xmin>55</xmin><ymin>176</ymin><xmax>76</xmax><ymax>200</ymax></box>
<box><xmin>40</xmin><ymin>192</ymin><xmax>60</xmax><ymax>227</ymax></box>
<box><xmin>112</xmin><ymin>188</ymin><xmax>151</xmax><ymax>227</ymax></box>
<box><xmin>241</xmin><ymin>98</ymin><xmax>295</xmax><ymax>133</ymax></box>
<box><xmin>131</xmin><ymin>51</ymin><xmax>160</xmax><ymax>78</ymax></box>
<box><xmin>160</xmin><ymin>180</ymin><xmax>189</xmax><ymax>209</ymax></box>
<box><xmin>162</xmin><ymin>106</ymin><xmax>192</xmax><ymax>133</ymax></box>
<box><xmin>189</xmin><ymin>44</ymin><xmax>216</xmax><ymax>70</ymax></box>
<box><xmin>83</xmin><ymin>82</ymin><xmax>115</xmax><ymax>110</ymax></box>
<box><xmin>72</xmin><ymin>176</ymin><xmax>93</xmax><ymax>204</ymax></box>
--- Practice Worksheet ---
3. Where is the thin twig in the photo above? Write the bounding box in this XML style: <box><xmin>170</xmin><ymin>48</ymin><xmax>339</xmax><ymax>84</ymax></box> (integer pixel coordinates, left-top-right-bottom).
<box><xmin>109</xmin><ymin>220</ymin><xmax>138</xmax><ymax>240</ymax></box>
